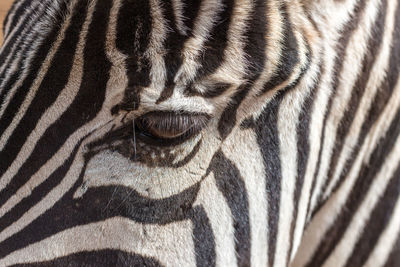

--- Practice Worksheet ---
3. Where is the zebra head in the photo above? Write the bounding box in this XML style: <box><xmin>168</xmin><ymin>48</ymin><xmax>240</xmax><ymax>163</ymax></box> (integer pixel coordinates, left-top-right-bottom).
<box><xmin>67</xmin><ymin>2</ymin><xmax>317</xmax><ymax>265</ymax></box>
<box><xmin>73</xmin><ymin>0</ymin><xmax>315</xmax><ymax>196</ymax></box>
<box><xmin>2</xmin><ymin>0</ymin><xmax>400</xmax><ymax>266</ymax></box>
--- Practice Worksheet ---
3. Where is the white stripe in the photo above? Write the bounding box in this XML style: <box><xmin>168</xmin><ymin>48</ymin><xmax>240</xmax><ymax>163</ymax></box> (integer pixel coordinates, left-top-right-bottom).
<box><xmin>222</xmin><ymin>128</ymin><xmax>269</xmax><ymax>266</ymax></box>
<box><xmin>0</xmin><ymin>0</ymin><xmax>97</xmax><ymax>217</ymax></box>
<box><xmin>0</xmin><ymin>217</ymin><xmax>196</xmax><ymax>267</ymax></box>
<box><xmin>363</xmin><ymin>185</ymin><xmax>400</xmax><ymax>267</ymax></box>
<box><xmin>168</xmin><ymin>0</ymin><xmax>253</xmax><ymax>122</ymax></box>
<box><xmin>207</xmin><ymin>0</ymin><xmax>253</xmax><ymax>84</ymax></box>
<box><xmin>195</xmin><ymin>172</ymin><xmax>238</xmax><ymax>267</ymax></box>
<box><xmin>0</xmin><ymin>117</ymin><xmax>117</xmax><ymax>243</ymax></box>
<box><xmin>139</xmin><ymin>0</ymin><xmax>223</xmax><ymax>113</ymax></box>
<box><xmin>0</xmin><ymin>1</ymin><xmax>75</xmax><ymax>151</ymax></box>
<box><xmin>292</xmin><ymin>74</ymin><xmax>400</xmax><ymax>267</ymax></box>
<box><xmin>275</xmin><ymin>77</ymin><xmax>303</xmax><ymax>265</ymax></box>
<box><xmin>0</xmin><ymin>118</ymin><xmax>112</xmax><ymax>242</ymax></box>
<box><xmin>0</xmin><ymin>132</ymin><xmax>87</xmax><ymax>243</ymax></box>
<box><xmin>323</xmin><ymin>0</ymin><xmax>398</xmax><ymax>200</ymax></box>
<box><xmin>145</xmin><ymin>0</ymin><xmax>169</xmax><ymax>92</ymax></box>
<box><xmin>297</xmin><ymin>0</ymin><xmax>359</xmax><ymax>231</ymax></box>
<box><xmin>0</xmin><ymin>1</ymin><xmax>54</xmax><ymax>103</ymax></box>
<box><xmin>137</xmin><ymin>0</ymin><xmax>169</xmax><ymax>108</ymax></box>
<box><xmin>324</xmin><ymin>123</ymin><xmax>400</xmax><ymax>267</ymax></box>
<box><xmin>274</xmin><ymin>92</ymin><xmax>301</xmax><ymax>267</ymax></box>
<box><xmin>0</xmin><ymin>1</ymin><xmax>43</xmax><ymax>79</ymax></box>
<box><xmin>171</xmin><ymin>0</ymin><xmax>188</xmax><ymax>35</ymax></box>
<box><xmin>0</xmin><ymin>0</ymin><xmax>131</xmax><ymax>241</ymax></box>
<box><xmin>1</xmin><ymin>0</ymin><xmax>35</xmax><ymax>53</ymax></box>
<box><xmin>3</xmin><ymin>0</ymin><xmax>24</xmax><ymax>37</ymax></box>
<box><xmin>309</xmin><ymin>0</ymin><xmax>381</xmax><ymax>216</ymax></box>
<box><xmin>172</xmin><ymin>0</ymin><xmax>224</xmax><ymax>85</ymax></box>
<box><xmin>234</xmin><ymin>0</ymin><xmax>284</xmax><ymax>122</ymax></box>
<box><xmin>289</xmin><ymin>22</ymin><xmax>324</xmax><ymax>261</ymax></box>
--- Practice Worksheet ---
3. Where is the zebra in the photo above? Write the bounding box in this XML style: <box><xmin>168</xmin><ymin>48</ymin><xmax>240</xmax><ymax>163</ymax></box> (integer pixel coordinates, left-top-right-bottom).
<box><xmin>0</xmin><ymin>0</ymin><xmax>399</xmax><ymax>266</ymax></box>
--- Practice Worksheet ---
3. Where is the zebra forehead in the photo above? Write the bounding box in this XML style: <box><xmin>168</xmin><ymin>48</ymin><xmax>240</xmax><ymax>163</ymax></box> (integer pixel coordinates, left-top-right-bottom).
<box><xmin>30</xmin><ymin>0</ymin><xmax>314</xmax><ymax>116</ymax></box>
<box><xmin>31</xmin><ymin>0</ymin><xmax>269</xmax><ymax>118</ymax></box>
<box><xmin>57</xmin><ymin>0</ymin><xmax>271</xmax><ymax>78</ymax></box>
<box><xmin>2</xmin><ymin>0</ymin><xmax>400</xmax><ymax>265</ymax></box>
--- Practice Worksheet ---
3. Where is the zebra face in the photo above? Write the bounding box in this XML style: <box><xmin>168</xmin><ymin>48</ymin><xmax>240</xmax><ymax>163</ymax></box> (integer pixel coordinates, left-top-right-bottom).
<box><xmin>3</xmin><ymin>0</ymin><xmax>400</xmax><ymax>266</ymax></box>
<box><xmin>0</xmin><ymin>0</ymin><xmax>328</xmax><ymax>265</ymax></box>
<box><xmin>73</xmin><ymin>0</ymin><xmax>316</xmax><ymax>201</ymax></box>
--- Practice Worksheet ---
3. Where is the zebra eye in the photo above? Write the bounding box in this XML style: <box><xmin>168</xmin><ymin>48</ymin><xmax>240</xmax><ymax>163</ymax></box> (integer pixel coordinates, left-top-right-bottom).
<box><xmin>134</xmin><ymin>112</ymin><xmax>210</xmax><ymax>146</ymax></box>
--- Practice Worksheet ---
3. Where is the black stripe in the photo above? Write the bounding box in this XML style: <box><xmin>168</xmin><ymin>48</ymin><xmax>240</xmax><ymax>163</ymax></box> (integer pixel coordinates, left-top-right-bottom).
<box><xmin>1</xmin><ymin>125</ymin><xmax>204</xmax><ymax>257</ymax></box>
<box><xmin>344</xmin><ymin>159</ymin><xmax>400</xmax><ymax>267</ymax></box>
<box><xmin>311</xmin><ymin>0</ymin><xmax>400</xmax><ymax>217</ymax></box>
<box><xmin>171</xmin><ymin>139</ymin><xmax>203</xmax><ymax>168</ymax></box>
<box><xmin>193</xmin><ymin>0</ymin><xmax>268</xmax><ymax>99</ymax></box>
<box><xmin>181</xmin><ymin>0</ymin><xmax>202</xmax><ymax>36</ymax></box>
<box><xmin>210</xmin><ymin>150</ymin><xmax>251</xmax><ymax>266</ymax></box>
<box><xmin>306</xmin><ymin>0</ymin><xmax>368</xmax><ymax>218</ymax></box>
<box><xmin>217</xmin><ymin>84</ymin><xmax>250</xmax><ymax>139</ymax></box>
<box><xmin>191</xmin><ymin>206</ymin><xmax>217</xmax><ymax>267</ymax></box>
<box><xmin>156</xmin><ymin>0</ymin><xmax>192</xmax><ymax>104</ymax></box>
<box><xmin>194</xmin><ymin>0</ymin><xmax>234</xmax><ymax>80</ymax></box>
<box><xmin>258</xmin><ymin>3</ymin><xmax>298</xmax><ymax>95</ymax></box>
<box><xmin>0</xmin><ymin>129</ymin><xmax>93</xmax><ymax>237</ymax></box>
<box><xmin>0</xmin><ymin>0</ymin><xmax>112</xmax><ymax>221</ymax></box>
<box><xmin>245</xmin><ymin>92</ymin><xmax>283</xmax><ymax>267</ymax></box>
<box><xmin>216</xmin><ymin>0</ymin><xmax>267</xmax><ymax>139</ymax></box>
<box><xmin>112</xmin><ymin>0</ymin><xmax>152</xmax><ymax>113</ymax></box>
<box><xmin>237</xmin><ymin>47</ymin><xmax>308</xmax><ymax>263</ymax></box>
<box><xmin>320</xmin><ymin>0</ymin><xmax>387</xmax><ymax>206</ymax></box>
<box><xmin>0</xmin><ymin>0</ymin><xmax>114</xmax><ymax>253</ymax></box>
<box><xmin>1</xmin><ymin>0</ymin><xmax>27</xmax><ymax>40</ymax></box>
<box><xmin>10</xmin><ymin>250</ymin><xmax>163</xmax><ymax>267</ymax></box>
<box><xmin>0</xmin><ymin>1</ymin><xmax>43</xmax><ymax>78</ymax></box>
<box><xmin>1</xmin><ymin>0</ymin><xmax>17</xmax><ymax>35</ymax></box>
<box><xmin>0</xmin><ymin>136</ymin><xmax>85</xmax><ymax>257</ymax></box>
<box><xmin>2</xmin><ymin>0</ymin><xmax>32</xmax><ymax>40</ymax></box>
<box><xmin>0</xmin><ymin>20</ymin><xmax>40</xmax><ymax>87</ymax></box>
<box><xmin>0</xmin><ymin>2</ymin><xmax>49</xmax><ymax>103</ymax></box>
<box><xmin>263</xmin><ymin>96</ymin><xmax>283</xmax><ymax>267</ymax></box>
<box><xmin>287</xmin><ymin>60</ymin><xmax>323</xmax><ymax>264</ymax></box>
<box><xmin>0</xmin><ymin>0</ymin><xmax>88</xmax><ymax>193</ymax></box>
<box><xmin>243</xmin><ymin>0</ymin><xmax>268</xmax><ymax>81</ymax></box>
<box><xmin>1</xmin><ymin>144</ymin><xmax>210</xmax><ymax>263</ymax></box>
<box><xmin>384</xmin><ymin>232</ymin><xmax>400</xmax><ymax>267</ymax></box>
<box><xmin>306</xmin><ymin>95</ymin><xmax>400</xmax><ymax>267</ymax></box>
<box><xmin>0</xmin><ymin>153</ymin><xmax>203</xmax><ymax>259</ymax></box>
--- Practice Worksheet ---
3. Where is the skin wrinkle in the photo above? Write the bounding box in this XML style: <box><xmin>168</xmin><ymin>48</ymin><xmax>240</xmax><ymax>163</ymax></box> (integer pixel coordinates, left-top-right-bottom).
<box><xmin>1</xmin><ymin>0</ymin><xmax>400</xmax><ymax>266</ymax></box>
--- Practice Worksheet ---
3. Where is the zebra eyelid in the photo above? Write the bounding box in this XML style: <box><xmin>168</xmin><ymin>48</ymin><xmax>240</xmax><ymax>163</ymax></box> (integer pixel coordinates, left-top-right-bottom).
<box><xmin>134</xmin><ymin>111</ymin><xmax>211</xmax><ymax>146</ymax></box>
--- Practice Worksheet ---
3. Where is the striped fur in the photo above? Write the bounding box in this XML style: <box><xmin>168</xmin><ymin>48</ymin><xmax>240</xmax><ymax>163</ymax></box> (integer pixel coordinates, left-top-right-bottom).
<box><xmin>0</xmin><ymin>0</ymin><xmax>399</xmax><ymax>266</ymax></box>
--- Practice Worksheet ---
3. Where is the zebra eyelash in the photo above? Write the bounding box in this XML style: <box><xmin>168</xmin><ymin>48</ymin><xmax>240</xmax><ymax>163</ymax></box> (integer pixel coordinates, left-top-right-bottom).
<box><xmin>134</xmin><ymin>111</ymin><xmax>211</xmax><ymax>146</ymax></box>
